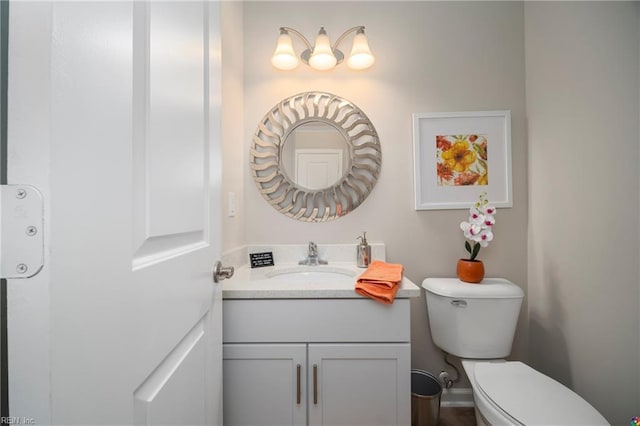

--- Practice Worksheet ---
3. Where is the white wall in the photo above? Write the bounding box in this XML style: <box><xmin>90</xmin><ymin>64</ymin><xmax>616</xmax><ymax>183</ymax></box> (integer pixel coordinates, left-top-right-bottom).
<box><xmin>221</xmin><ymin>1</ymin><xmax>245</xmax><ymax>252</ymax></box>
<box><xmin>241</xmin><ymin>1</ymin><xmax>529</xmax><ymax>386</ymax></box>
<box><xmin>525</xmin><ymin>2</ymin><xmax>640</xmax><ymax>422</ymax></box>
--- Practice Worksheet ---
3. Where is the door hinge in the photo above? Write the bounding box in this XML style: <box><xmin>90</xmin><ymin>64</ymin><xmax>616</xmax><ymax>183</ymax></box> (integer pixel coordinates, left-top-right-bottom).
<box><xmin>1</xmin><ymin>184</ymin><xmax>44</xmax><ymax>278</ymax></box>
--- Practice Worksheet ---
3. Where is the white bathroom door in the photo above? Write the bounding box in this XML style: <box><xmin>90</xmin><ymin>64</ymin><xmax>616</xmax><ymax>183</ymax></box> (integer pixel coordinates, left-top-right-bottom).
<box><xmin>295</xmin><ymin>149</ymin><xmax>343</xmax><ymax>190</ymax></box>
<box><xmin>6</xmin><ymin>1</ymin><xmax>224</xmax><ymax>424</ymax></box>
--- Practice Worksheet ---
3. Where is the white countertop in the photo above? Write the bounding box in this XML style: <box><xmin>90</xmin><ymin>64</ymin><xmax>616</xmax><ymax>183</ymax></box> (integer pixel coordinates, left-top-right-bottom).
<box><xmin>222</xmin><ymin>262</ymin><xmax>421</xmax><ymax>300</ymax></box>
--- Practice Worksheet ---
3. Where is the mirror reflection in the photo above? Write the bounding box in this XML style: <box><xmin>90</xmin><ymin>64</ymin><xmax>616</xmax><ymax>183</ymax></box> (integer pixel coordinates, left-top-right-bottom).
<box><xmin>281</xmin><ymin>122</ymin><xmax>350</xmax><ymax>190</ymax></box>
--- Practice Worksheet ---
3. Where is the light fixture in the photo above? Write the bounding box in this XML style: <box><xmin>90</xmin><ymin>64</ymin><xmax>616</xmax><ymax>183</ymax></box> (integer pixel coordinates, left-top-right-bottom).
<box><xmin>271</xmin><ymin>26</ymin><xmax>375</xmax><ymax>71</ymax></box>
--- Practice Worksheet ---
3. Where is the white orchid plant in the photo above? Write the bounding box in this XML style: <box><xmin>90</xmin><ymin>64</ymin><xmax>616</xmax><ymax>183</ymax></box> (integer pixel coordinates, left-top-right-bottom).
<box><xmin>460</xmin><ymin>192</ymin><xmax>496</xmax><ymax>261</ymax></box>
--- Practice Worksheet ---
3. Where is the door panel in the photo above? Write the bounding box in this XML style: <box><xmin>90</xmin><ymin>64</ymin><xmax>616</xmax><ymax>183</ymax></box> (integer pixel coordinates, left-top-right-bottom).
<box><xmin>134</xmin><ymin>315</ymin><xmax>207</xmax><ymax>425</ymax></box>
<box><xmin>6</xmin><ymin>2</ymin><xmax>223</xmax><ymax>424</ymax></box>
<box><xmin>295</xmin><ymin>149</ymin><xmax>343</xmax><ymax>190</ymax></box>
<box><xmin>132</xmin><ymin>1</ymin><xmax>210</xmax><ymax>269</ymax></box>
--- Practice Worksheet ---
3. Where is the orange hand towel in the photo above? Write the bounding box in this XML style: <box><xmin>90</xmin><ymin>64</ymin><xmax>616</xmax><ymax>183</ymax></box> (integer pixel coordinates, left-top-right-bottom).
<box><xmin>355</xmin><ymin>260</ymin><xmax>404</xmax><ymax>304</ymax></box>
<box><xmin>355</xmin><ymin>281</ymin><xmax>401</xmax><ymax>305</ymax></box>
<box><xmin>357</xmin><ymin>260</ymin><xmax>404</xmax><ymax>287</ymax></box>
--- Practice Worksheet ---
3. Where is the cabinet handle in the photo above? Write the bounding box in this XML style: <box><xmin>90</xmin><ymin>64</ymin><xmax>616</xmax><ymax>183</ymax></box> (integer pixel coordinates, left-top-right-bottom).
<box><xmin>313</xmin><ymin>364</ymin><xmax>318</xmax><ymax>405</ymax></box>
<box><xmin>296</xmin><ymin>364</ymin><xmax>301</xmax><ymax>405</ymax></box>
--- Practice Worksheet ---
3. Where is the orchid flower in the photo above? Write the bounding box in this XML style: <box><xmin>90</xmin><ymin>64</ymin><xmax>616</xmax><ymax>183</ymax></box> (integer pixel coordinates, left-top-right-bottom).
<box><xmin>461</xmin><ymin>193</ymin><xmax>496</xmax><ymax>260</ymax></box>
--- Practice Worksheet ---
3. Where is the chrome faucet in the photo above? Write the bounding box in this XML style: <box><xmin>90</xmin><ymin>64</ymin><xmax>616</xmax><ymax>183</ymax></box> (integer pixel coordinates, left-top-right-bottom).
<box><xmin>299</xmin><ymin>241</ymin><xmax>328</xmax><ymax>266</ymax></box>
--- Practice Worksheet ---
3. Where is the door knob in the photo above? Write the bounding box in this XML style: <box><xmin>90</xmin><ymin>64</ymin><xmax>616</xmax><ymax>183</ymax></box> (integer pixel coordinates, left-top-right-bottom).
<box><xmin>213</xmin><ymin>261</ymin><xmax>234</xmax><ymax>283</ymax></box>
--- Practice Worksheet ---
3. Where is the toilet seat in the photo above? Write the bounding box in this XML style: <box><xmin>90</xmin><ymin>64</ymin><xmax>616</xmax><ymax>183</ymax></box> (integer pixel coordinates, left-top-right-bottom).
<box><xmin>473</xmin><ymin>361</ymin><xmax>608</xmax><ymax>425</ymax></box>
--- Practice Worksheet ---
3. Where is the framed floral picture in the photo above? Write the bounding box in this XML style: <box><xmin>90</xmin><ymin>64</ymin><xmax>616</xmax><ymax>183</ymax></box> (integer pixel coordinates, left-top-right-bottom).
<box><xmin>412</xmin><ymin>111</ymin><xmax>512</xmax><ymax>210</ymax></box>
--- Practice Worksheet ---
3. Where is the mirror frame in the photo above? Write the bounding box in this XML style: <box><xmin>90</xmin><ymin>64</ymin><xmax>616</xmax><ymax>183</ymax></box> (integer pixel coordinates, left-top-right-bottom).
<box><xmin>250</xmin><ymin>92</ymin><xmax>381</xmax><ymax>222</ymax></box>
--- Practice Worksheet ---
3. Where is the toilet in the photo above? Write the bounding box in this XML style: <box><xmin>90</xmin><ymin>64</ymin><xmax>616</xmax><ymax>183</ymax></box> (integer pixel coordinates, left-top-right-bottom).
<box><xmin>422</xmin><ymin>277</ymin><xmax>608</xmax><ymax>425</ymax></box>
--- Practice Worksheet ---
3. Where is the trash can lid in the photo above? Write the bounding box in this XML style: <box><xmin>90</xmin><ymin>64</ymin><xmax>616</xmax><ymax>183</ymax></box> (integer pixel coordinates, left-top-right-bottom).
<box><xmin>474</xmin><ymin>362</ymin><xmax>607</xmax><ymax>425</ymax></box>
<box><xmin>411</xmin><ymin>370</ymin><xmax>442</xmax><ymax>398</ymax></box>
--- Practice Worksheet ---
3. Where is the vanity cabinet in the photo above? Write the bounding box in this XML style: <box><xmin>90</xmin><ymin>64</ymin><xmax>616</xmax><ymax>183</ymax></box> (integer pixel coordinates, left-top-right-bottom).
<box><xmin>223</xmin><ymin>298</ymin><xmax>412</xmax><ymax>426</ymax></box>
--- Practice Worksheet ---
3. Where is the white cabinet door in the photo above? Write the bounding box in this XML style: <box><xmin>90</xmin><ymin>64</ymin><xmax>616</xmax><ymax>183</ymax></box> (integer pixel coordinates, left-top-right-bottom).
<box><xmin>7</xmin><ymin>2</ymin><xmax>223</xmax><ymax>424</ymax></box>
<box><xmin>308</xmin><ymin>343</ymin><xmax>411</xmax><ymax>426</ymax></box>
<box><xmin>223</xmin><ymin>344</ymin><xmax>307</xmax><ymax>426</ymax></box>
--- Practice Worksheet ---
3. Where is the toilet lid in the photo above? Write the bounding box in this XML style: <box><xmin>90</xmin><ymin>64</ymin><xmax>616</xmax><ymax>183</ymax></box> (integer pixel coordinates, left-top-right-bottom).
<box><xmin>474</xmin><ymin>361</ymin><xmax>608</xmax><ymax>425</ymax></box>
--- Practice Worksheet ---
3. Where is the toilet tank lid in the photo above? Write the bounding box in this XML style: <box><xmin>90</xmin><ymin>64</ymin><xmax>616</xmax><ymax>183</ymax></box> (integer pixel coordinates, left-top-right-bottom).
<box><xmin>422</xmin><ymin>278</ymin><xmax>524</xmax><ymax>299</ymax></box>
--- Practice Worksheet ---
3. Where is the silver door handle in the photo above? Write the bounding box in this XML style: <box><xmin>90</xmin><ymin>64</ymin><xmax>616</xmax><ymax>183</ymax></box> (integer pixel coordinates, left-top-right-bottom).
<box><xmin>213</xmin><ymin>261</ymin><xmax>234</xmax><ymax>283</ymax></box>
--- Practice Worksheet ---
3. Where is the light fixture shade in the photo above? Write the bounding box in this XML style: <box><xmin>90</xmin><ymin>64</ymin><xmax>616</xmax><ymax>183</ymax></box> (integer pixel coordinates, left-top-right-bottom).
<box><xmin>347</xmin><ymin>30</ymin><xmax>375</xmax><ymax>70</ymax></box>
<box><xmin>271</xmin><ymin>31</ymin><xmax>299</xmax><ymax>70</ymax></box>
<box><xmin>308</xmin><ymin>28</ymin><xmax>337</xmax><ymax>71</ymax></box>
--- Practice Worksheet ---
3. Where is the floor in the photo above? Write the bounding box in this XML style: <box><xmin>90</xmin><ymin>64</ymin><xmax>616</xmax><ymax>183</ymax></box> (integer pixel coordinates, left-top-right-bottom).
<box><xmin>439</xmin><ymin>407</ymin><xmax>477</xmax><ymax>426</ymax></box>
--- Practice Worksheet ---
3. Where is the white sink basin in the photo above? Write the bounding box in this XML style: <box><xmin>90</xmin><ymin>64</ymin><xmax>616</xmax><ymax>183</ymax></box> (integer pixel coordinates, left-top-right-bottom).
<box><xmin>265</xmin><ymin>266</ymin><xmax>356</xmax><ymax>283</ymax></box>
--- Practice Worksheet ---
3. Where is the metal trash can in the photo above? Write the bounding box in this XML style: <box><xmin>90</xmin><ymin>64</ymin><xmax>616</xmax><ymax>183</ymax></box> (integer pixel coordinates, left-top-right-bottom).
<box><xmin>411</xmin><ymin>369</ymin><xmax>442</xmax><ymax>426</ymax></box>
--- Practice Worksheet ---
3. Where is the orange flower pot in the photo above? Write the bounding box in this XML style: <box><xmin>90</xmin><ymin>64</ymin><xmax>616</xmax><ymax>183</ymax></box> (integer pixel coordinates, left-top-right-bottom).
<box><xmin>457</xmin><ymin>259</ymin><xmax>485</xmax><ymax>284</ymax></box>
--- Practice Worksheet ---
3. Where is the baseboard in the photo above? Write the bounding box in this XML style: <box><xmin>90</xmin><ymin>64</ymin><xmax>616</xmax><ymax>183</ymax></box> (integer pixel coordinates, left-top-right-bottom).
<box><xmin>440</xmin><ymin>387</ymin><xmax>474</xmax><ymax>407</ymax></box>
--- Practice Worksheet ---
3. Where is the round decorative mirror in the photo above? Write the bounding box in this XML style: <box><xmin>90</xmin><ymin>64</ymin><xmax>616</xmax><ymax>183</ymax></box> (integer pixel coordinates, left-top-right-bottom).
<box><xmin>250</xmin><ymin>92</ymin><xmax>381</xmax><ymax>222</ymax></box>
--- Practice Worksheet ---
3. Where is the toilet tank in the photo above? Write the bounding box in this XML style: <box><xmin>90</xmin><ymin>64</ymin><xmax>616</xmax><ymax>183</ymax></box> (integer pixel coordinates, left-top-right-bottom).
<box><xmin>422</xmin><ymin>278</ymin><xmax>524</xmax><ymax>359</ymax></box>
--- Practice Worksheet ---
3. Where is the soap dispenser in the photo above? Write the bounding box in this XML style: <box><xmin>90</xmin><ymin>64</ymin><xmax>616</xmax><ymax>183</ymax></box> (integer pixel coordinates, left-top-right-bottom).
<box><xmin>356</xmin><ymin>232</ymin><xmax>371</xmax><ymax>268</ymax></box>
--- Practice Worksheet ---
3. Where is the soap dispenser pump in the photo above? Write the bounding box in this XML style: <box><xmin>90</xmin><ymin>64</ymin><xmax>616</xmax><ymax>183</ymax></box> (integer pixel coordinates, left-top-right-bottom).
<box><xmin>356</xmin><ymin>232</ymin><xmax>371</xmax><ymax>268</ymax></box>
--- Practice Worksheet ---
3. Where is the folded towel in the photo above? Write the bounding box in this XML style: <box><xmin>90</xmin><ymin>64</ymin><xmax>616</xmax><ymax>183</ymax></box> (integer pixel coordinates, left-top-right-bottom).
<box><xmin>355</xmin><ymin>260</ymin><xmax>404</xmax><ymax>304</ymax></box>
<box><xmin>356</xmin><ymin>260</ymin><xmax>404</xmax><ymax>287</ymax></box>
<box><xmin>355</xmin><ymin>281</ymin><xmax>401</xmax><ymax>305</ymax></box>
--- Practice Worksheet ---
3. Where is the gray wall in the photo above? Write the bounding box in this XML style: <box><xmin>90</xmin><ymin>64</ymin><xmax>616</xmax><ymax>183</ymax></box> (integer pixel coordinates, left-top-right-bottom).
<box><xmin>221</xmin><ymin>1</ymin><xmax>246</xmax><ymax>252</ymax></box>
<box><xmin>525</xmin><ymin>2</ymin><xmax>640</xmax><ymax>423</ymax></box>
<box><xmin>220</xmin><ymin>1</ymin><xmax>640</xmax><ymax>421</ymax></box>
<box><xmin>241</xmin><ymin>0</ymin><xmax>529</xmax><ymax>388</ymax></box>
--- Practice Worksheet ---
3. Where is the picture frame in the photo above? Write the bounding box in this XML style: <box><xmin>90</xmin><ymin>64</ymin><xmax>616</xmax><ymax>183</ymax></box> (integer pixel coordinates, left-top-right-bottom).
<box><xmin>412</xmin><ymin>110</ymin><xmax>512</xmax><ymax>210</ymax></box>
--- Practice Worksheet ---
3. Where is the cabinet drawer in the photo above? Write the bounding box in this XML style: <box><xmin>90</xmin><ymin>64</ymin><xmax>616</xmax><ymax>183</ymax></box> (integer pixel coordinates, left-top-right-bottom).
<box><xmin>223</xmin><ymin>299</ymin><xmax>410</xmax><ymax>343</ymax></box>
